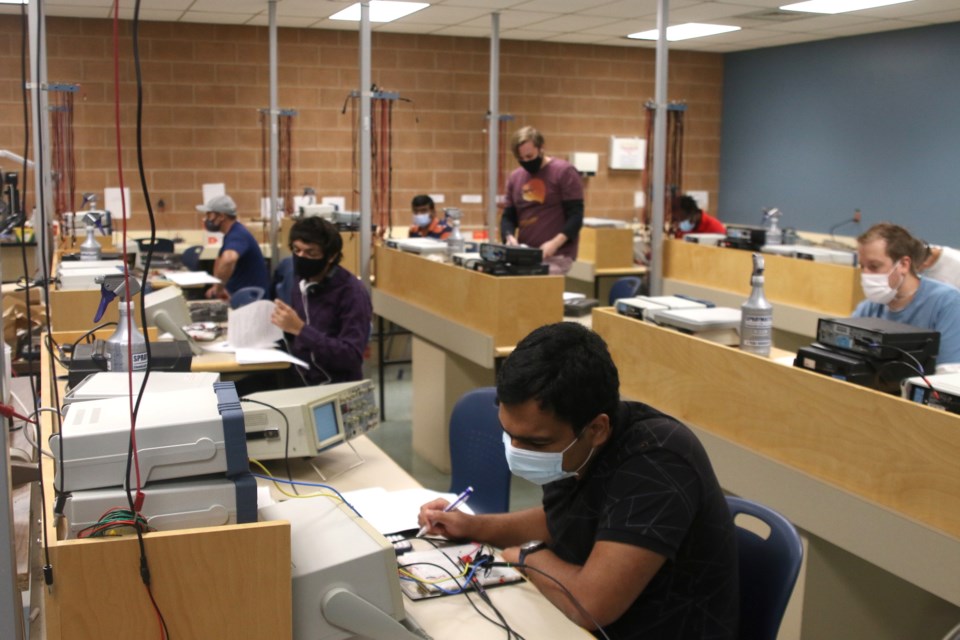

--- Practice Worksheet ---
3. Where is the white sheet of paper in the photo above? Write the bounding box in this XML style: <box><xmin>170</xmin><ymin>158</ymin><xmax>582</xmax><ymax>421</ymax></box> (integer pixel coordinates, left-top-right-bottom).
<box><xmin>227</xmin><ymin>300</ymin><xmax>282</xmax><ymax>348</ymax></box>
<box><xmin>202</xmin><ymin>183</ymin><xmax>225</xmax><ymax>205</ymax></box>
<box><xmin>234</xmin><ymin>348</ymin><xmax>308</xmax><ymax>369</ymax></box>
<box><xmin>164</xmin><ymin>271</ymin><xmax>220</xmax><ymax>286</ymax></box>
<box><xmin>104</xmin><ymin>187</ymin><xmax>131</xmax><ymax>219</ymax></box>
<box><xmin>340</xmin><ymin>487</ymin><xmax>473</xmax><ymax>535</ymax></box>
<box><xmin>260</xmin><ymin>197</ymin><xmax>284</xmax><ymax>220</ymax></box>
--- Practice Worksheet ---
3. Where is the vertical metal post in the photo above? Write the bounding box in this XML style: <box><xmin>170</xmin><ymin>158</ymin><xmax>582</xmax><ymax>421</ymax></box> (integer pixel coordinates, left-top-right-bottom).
<box><xmin>486</xmin><ymin>13</ymin><xmax>500</xmax><ymax>240</ymax></box>
<box><xmin>359</xmin><ymin>2</ymin><xmax>372</xmax><ymax>290</ymax></box>
<box><xmin>268</xmin><ymin>0</ymin><xmax>280</xmax><ymax>269</ymax></box>
<box><xmin>648</xmin><ymin>0</ymin><xmax>670</xmax><ymax>296</ymax></box>
<box><xmin>29</xmin><ymin>0</ymin><xmax>53</xmax><ymax>292</ymax></box>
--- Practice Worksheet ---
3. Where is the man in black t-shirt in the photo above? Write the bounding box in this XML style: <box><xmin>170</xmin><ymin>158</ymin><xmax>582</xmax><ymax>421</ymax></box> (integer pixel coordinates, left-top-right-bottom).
<box><xmin>418</xmin><ymin>323</ymin><xmax>738</xmax><ymax>639</ymax></box>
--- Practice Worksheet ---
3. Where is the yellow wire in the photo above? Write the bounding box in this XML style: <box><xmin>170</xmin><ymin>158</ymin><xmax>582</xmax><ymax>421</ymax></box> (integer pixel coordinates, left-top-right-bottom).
<box><xmin>398</xmin><ymin>564</ymin><xmax>471</xmax><ymax>584</ymax></box>
<box><xmin>249</xmin><ymin>458</ymin><xmax>344</xmax><ymax>502</ymax></box>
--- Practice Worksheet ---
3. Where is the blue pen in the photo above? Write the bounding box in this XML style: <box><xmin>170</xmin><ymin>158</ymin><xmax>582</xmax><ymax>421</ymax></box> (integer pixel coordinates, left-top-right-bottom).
<box><xmin>416</xmin><ymin>486</ymin><xmax>473</xmax><ymax>538</ymax></box>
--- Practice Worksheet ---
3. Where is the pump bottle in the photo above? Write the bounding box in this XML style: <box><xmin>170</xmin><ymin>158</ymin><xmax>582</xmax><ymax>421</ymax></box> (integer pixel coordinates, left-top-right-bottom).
<box><xmin>740</xmin><ymin>253</ymin><xmax>773</xmax><ymax>356</ymax></box>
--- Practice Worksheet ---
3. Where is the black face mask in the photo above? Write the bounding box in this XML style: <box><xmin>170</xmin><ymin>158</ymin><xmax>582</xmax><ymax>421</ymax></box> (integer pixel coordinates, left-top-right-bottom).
<box><xmin>293</xmin><ymin>254</ymin><xmax>329</xmax><ymax>281</ymax></box>
<box><xmin>519</xmin><ymin>155</ymin><xmax>543</xmax><ymax>174</ymax></box>
<box><xmin>204</xmin><ymin>216</ymin><xmax>222</xmax><ymax>232</ymax></box>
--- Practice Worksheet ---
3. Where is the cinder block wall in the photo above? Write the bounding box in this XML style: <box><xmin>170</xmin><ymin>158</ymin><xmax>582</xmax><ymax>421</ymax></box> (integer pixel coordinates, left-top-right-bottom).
<box><xmin>0</xmin><ymin>16</ymin><xmax>723</xmax><ymax>232</ymax></box>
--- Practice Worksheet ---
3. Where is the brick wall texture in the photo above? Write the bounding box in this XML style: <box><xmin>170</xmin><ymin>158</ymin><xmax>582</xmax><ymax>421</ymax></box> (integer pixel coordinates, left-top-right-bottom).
<box><xmin>0</xmin><ymin>16</ymin><xmax>723</xmax><ymax>232</ymax></box>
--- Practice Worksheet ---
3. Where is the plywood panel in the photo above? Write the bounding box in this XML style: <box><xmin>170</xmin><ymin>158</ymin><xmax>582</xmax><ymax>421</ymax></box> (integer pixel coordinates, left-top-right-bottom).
<box><xmin>663</xmin><ymin>239</ymin><xmax>863</xmax><ymax>316</ymax></box>
<box><xmin>578</xmin><ymin>227</ymin><xmax>634</xmax><ymax>269</ymax></box>
<box><xmin>593</xmin><ymin>308</ymin><xmax>960</xmax><ymax>539</ymax></box>
<box><xmin>374</xmin><ymin>246</ymin><xmax>563</xmax><ymax>351</ymax></box>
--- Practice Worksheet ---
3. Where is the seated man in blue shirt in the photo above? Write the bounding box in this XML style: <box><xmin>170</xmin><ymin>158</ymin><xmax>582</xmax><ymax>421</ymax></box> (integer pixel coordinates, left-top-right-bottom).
<box><xmin>270</xmin><ymin>217</ymin><xmax>372</xmax><ymax>384</ymax></box>
<box><xmin>197</xmin><ymin>194</ymin><xmax>271</xmax><ymax>301</ymax></box>
<box><xmin>853</xmin><ymin>222</ymin><xmax>960</xmax><ymax>368</ymax></box>
<box><xmin>418</xmin><ymin>323</ymin><xmax>739</xmax><ymax>639</ymax></box>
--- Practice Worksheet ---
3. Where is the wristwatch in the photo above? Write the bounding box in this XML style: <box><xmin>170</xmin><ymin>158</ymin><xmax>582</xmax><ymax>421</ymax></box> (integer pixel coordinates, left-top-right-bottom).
<box><xmin>518</xmin><ymin>540</ymin><xmax>548</xmax><ymax>570</ymax></box>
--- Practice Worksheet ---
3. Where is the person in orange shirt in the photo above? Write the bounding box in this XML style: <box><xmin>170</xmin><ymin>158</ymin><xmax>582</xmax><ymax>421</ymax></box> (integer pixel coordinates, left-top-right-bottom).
<box><xmin>408</xmin><ymin>194</ymin><xmax>451</xmax><ymax>240</ymax></box>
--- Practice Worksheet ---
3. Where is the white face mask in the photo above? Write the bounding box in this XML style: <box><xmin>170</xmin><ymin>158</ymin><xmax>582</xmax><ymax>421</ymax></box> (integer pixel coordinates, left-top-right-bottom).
<box><xmin>413</xmin><ymin>213</ymin><xmax>431</xmax><ymax>227</ymax></box>
<box><xmin>860</xmin><ymin>261</ymin><xmax>904</xmax><ymax>305</ymax></box>
<box><xmin>678</xmin><ymin>218</ymin><xmax>696</xmax><ymax>233</ymax></box>
<box><xmin>501</xmin><ymin>431</ymin><xmax>595</xmax><ymax>486</ymax></box>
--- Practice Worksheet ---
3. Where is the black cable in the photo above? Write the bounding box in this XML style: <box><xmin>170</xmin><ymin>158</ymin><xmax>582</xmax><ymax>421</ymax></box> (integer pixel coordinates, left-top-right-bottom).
<box><xmin>489</xmin><ymin>561</ymin><xmax>613</xmax><ymax>640</ymax></box>
<box><xmin>68</xmin><ymin>321</ymin><xmax>117</xmax><ymax>352</ymax></box>
<box><xmin>418</xmin><ymin>539</ymin><xmax>525</xmax><ymax>639</ymax></box>
<box><xmin>240</xmin><ymin>397</ymin><xmax>297</xmax><ymax>494</ymax></box>
<box><xmin>124</xmin><ymin>2</ymin><xmax>169</xmax><ymax>636</ymax></box>
<box><xmin>26</xmin><ymin>0</ymin><xmax>63</xmax><ymax>587</ymax></box>
<box><xmin>399</xmin><ymin>558</ymin><xmax>521</xmax><ymax>638</ymax></box>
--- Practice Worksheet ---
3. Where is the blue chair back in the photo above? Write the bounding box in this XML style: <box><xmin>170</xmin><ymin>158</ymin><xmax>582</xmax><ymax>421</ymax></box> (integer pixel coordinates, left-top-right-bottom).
<box><xmin>230</xmin><ymin>286</ymin><xmax>266</xmax><ymax>309</ymax></box>
<box><xmin>608</xmin><ymin>276</ymin><xmax>643</xmax><ymax>305</ymax></box>
<box><xmin>448</xmin><ymin>387</ymin><xmax>511</xmax><ymax>515</ymax></box>
<box><xmin>272</xmin><ymin>257</ymin><xmax>296</xmax><ymax>305</ymax></box>
<box><xmin>727</xmin><ymin>496</ymin><xmax>803</xmax><ymax>640</ymax></box>
<box><xmin>180</xmin><ymin>245</ymin><xmax>204</xmax><ymax>271</ymax></box>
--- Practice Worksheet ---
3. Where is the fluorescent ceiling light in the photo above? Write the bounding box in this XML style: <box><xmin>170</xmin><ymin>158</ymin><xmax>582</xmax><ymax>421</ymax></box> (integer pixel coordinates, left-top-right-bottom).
<box><xmin>329</xmin><ymin>1</ymin><xmax>429</xmax><ymax>23</ymax></box>
<box><xmin>780</xmin><ymin>0</ymin><xmax>914</xmax><ymax>14</ymax></box>
<box><xmin>628</xmin><ymin>23</ymin><xmax>741</xmax><ymax>42</ymax></box>
<box><xmin>0</xmin><ymin>1</ymin><xmax>27</xmax><ymax>4</ymax></box>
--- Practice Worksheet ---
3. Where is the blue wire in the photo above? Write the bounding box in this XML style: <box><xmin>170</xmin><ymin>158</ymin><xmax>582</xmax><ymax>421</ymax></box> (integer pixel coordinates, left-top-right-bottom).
<box><xmin>250</xmin><ymin>472</ymin><xmax>362</xmax><ymax>517</ymax></box>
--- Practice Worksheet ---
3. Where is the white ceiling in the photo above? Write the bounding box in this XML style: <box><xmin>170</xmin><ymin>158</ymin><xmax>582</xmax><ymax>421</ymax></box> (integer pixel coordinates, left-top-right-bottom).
<box><xmin>6</xmin><ymin>0</ymin><xmax>960</xmax><ymax>52</ymax></box>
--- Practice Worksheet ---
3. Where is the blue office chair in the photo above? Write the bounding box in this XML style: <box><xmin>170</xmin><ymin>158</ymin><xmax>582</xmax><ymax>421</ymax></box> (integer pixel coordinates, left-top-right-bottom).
<box><xmin>229</xmin><ymin>286</ymin><xmax>266</xmax><ymax>309</ymax></box>
<box><xmin>180</xmin><ymin>245</ymin><xmax>204</xmax><ymax>271</ymax></box>
<box><xmin>272</xmin><ymin>256</ymin><xmax>295</xmax><ymax>305</ymax></box>
<box><xmin>608</xmin><ymin>276</ymin><xmax>643</xmax><ymax>305</ymax></box>
<box><xmin>727</xmin><ymin>496</ymin><xmax>803</xmax><ymax>640</ymax></box>
<box><xmin>448</xmin><ymin>387</ymin><xmax>511</xmax><ymax>515</ymax></box>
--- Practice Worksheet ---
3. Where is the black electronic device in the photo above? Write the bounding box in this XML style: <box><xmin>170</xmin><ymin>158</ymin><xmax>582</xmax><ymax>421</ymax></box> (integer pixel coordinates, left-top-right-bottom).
<box><xmin>472</xmin><ymin>260</ymin><xmax>549</xmax><ymax>276</ymax></box>
<box><xmin>478</xmin><ymin>243</ymin><xmax>543</xmax><ymax>266</ymax></box>
<box><xmin>793</xmin><ymin>343</ymin><xmax>880</xmax><ymax>388</ymax></box>
<box><xmin>816</xmin><ymin>316</ymin><xmax>939</xmax><ymax>366</ymax></box>
<box><xmin>564</xmin><ymin>297</ymin><xmax>599</xmax><ymax>317</ymax></box>
<box><xmin>67</xmin><ymin>340</ymin><xmax>194</xmax><ymax>388</ymax></box>
<box><xmin>723</xmin><ymin>225</ymin><xmax>767</xmax><ymax>251</ymax></box>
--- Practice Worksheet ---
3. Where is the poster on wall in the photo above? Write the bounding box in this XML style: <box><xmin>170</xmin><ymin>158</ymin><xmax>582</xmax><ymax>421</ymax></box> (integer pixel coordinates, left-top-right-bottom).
<box><xmin>609</xmin><ymin>137</ymin><xmax>646</xmax><ymax>171</ymax></box>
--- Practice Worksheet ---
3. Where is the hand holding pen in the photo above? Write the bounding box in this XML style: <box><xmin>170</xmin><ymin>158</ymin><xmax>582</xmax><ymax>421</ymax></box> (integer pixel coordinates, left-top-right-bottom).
<box><xmin>416</xmin><ymin>486</ymin><xmax>473</xmax><ymax>538</ymax></box>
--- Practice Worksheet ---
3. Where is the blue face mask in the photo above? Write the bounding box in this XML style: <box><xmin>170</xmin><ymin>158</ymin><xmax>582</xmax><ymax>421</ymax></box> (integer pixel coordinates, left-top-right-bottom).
<box><xmin>413</xmin><ymin>213</ymin><xmax>431</xmax><ymax>227</ymax></box>
<box><xmin>679</xmin><ymin>218</ymin><xmax>696</xmax><ymax>233</ymax></box>
<box><xmin>501</xmin><ymin>432</ymin><xmax>595</xmax><ymax>485</ymax></box>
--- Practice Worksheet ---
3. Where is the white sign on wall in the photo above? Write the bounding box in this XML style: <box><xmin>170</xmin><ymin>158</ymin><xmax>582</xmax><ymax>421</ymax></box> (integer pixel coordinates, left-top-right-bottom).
<box><xmin>609</xmin><ymin>137</ymin><xmax>646</xmax><ymax>171</ymax></box>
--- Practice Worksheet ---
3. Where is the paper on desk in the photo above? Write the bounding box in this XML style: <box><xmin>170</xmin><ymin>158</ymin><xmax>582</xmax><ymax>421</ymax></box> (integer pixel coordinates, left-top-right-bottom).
<box><xmin>164</xmin><ymin>271</ymin><xmax>221</xmax><ymax>286</ymax></box>
<box><xmin>234</xmin><ymin>348</ymin><xmax>308</xmax><ymax>369</ymax></box>
<box><xmin>563</xmin><ymin>291</ymin><xmax>586</xmax><ymax>301</ymax></box>
<box><xmin>341</xmin><ymin>487</ymin><xmax>473</xmax><ymax>535</ymax></box>
<box><xmin>227</xmin><ymin>300</ymin><xmax>282</xmax><ymax>348</ymax></box>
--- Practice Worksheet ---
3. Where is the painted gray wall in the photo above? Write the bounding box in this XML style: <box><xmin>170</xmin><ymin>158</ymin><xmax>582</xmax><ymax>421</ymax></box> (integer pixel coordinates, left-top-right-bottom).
<box><xmin>718</xmin><ymin>21</ymin><xmax>960</xmax><ymax>246</ymax></box>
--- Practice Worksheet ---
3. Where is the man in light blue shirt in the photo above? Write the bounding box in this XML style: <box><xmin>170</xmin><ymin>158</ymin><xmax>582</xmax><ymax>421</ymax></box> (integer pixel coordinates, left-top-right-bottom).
<box><xmin>853</xmin><ymin>223</ymin><xmax>960</xmax><ymax>368</ymax></box>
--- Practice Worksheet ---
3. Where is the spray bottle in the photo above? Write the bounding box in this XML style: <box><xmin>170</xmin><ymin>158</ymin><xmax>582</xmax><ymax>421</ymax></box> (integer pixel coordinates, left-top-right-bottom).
<box><xmin>93</xmin><ymin>273</ymin><xmax>147</xmax><ymax>372</ymax></box>
<box><xmin>740</xmin><ymin>253</ymin><xmax>773</xmax><ymax>357</ymax></box>
<box><xmin>444</xmin><ymin>207</ymin><xmax>465</xmax><ymax>256</ymax></box>
<box><xmin>762</xmin><ymin>207</ymin><xmax>783</xmax><ymax>246</ymax></box>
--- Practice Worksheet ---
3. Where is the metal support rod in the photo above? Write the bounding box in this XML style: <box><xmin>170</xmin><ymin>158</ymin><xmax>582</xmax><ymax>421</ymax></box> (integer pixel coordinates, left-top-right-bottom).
<box><xmin>359</xmin><ymin>2</ymin><xmax>372</xmax><ymax>290</ymax></box>
<box><xmin>486</xmin><ymin>13</ymin><xmax>500</xmax><ymax>240</ymax></box>
<box><xmin>268</xmin><ymin>0</ymin><xmax>280</xmax><ymax>271</ymax></box>
<box><xmin>29</xmin><ymin>1</ymin><xmax>53</xmax><ymax>292</ymax></box>
<box><xmin>648</xmin><ymin>0</ymin><xmax>670</xmax><ymax>297</ymax></box>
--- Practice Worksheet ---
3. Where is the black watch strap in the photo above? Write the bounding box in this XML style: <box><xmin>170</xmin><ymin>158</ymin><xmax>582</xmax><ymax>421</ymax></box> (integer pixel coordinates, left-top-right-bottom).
<box><xmin>518</xmin><ymin>541</ymin><xmax>547</xmax><ymax>569</ymax></box>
